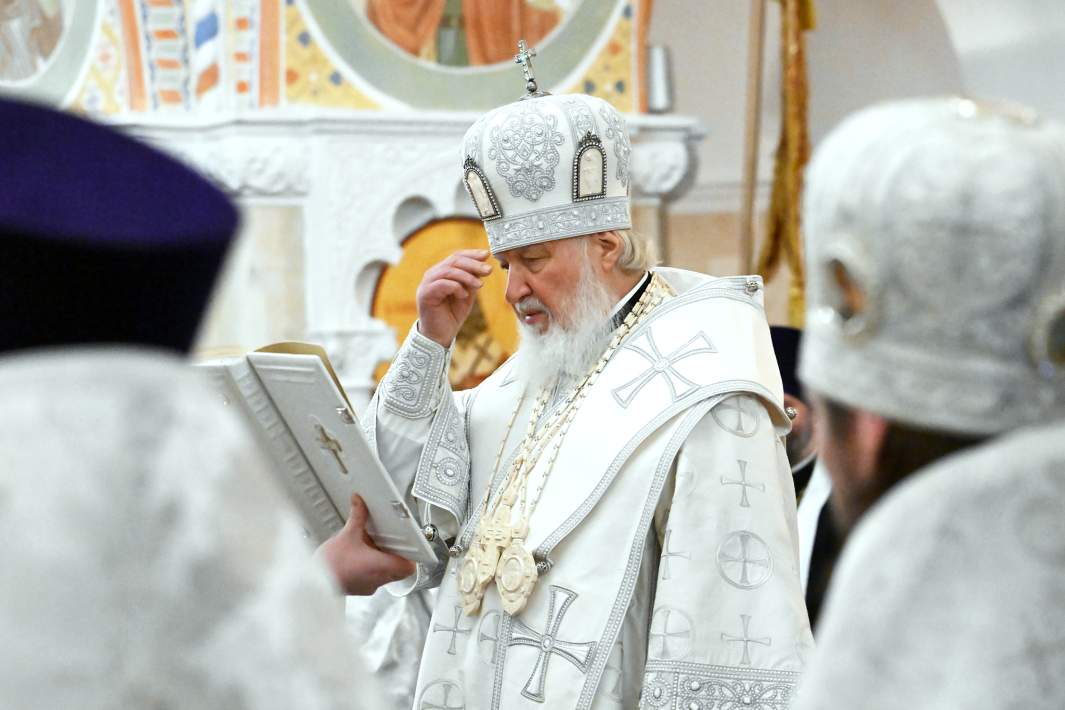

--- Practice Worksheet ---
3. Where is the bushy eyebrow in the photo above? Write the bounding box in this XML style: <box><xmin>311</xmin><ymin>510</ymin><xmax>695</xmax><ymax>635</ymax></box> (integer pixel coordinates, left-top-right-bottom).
<box><xmin>521</xmin><ymin>245</ymin><xmax>550</xmax><ymax>258</ymax></box>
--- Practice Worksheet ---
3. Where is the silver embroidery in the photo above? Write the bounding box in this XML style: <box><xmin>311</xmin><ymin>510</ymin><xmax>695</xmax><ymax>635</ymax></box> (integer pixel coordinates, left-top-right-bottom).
<box><xmin>464</xmin><ymin>157</ymin><xmax>503</xmax><ymax>222</ymax></box>
<box><xmin>490</xmin><ymin>612</ymin><xmax>514</xmax><ymax>709</ymax></box>
<box><xmin>600</xmin><ymin>104</ymin><xmax>631</xmax><ymax>188</ymax></box>
<box><xmin>722</xmin><ymin>614</ymin><xmax>772</xmax><ymax>667</ymax></box>
<box><xmin>612</xmin><ymin>331</ymin><xmax>718</xmax><ymax>408</ymax></box>
<box><xmin>575</xmin><ymin>401</ymin><xmax>719</xmax><ymax>710</ymax></box>
<box><xmin>409</xmin><ymin>555</ymin><xmax>448</xmax><ymax>594</ymax></box>
<box><xmin>507</xmin><ymin>585</ymin><xmax>598</xmax><ymax>703</ymax></box>
<box><xmin>572</xmin><ymin>132</ymin><xmax>607</xmax><ymax>203</ymax></box>
<box><xmin>433</xmin><ymin>605</ymin><xmax>472</xmax><ymax>656</ymax></box>
<box><xmin>721</xmin><ymin>460</ymin><xmax>764</xmax><ymax>508</ymax></box>
<box><xmin>441</xmin><ymin>406</ymin><xmax>465</xmax><ymax>456</ymax></box>
<box><xmin>711</xmin><ymin>395</ymin><xmax>761</xmax><ymax>438</ymax></box>
<box><xmin>432</xmin><ymin>457</ymin><xmax>462</xmax><ymax>486</ymax></box>
<box><xmin>603</xmin><ymin>645</ymin><xmax>625</xmax><ymax>701</ymax></box>
<box><xmin>418</xmin><ymin>679</ymin><xmax>465</xmax><ymax>710</ymax></box>
<box><xmin>488</xmin><ymin>102</ymin><xmax>565</xmax><ymax>201</ymax></box>
<box><xmin>478</xmin><ymin>610</ymin><xmax>502</xmax><ymax>666</ymax></box>
<box><xmin>561</xmin><ymin>96</ymin><xmax>598</xmax><ymax>144</ymax></box>
<box><xmin>464</xmin><ymin>114</ymin><xmax>487</xmax><ymax>165</ymax></box>
<box><xmin>485</xmin><ymin>196</ymin><xmax>630</xmax><ymax>254</ymax></box>
<box><xmin>659</xmin><ymin>529</ymin><xmax>690</xmax><ymax>581</ymax></box>
<box><xmin>640</xmin><ymin>661</ymin><xmax>799</xmax><ymax>710</ymax></box>
<box><xmin>716</xmin><ymin>531</ymin><xmax>774</xmax><ymax>590</ymax></box>
<box><xmin>648</xmin><ymin>607</ymin><xmax>694</xmax><ymax>660</ymax></box>
<box><xmin>382</xmin><ymin>333</ymin><xmax>444</xmax><ymax>419</ymax></box>
<box><xmin>413</xmin><ymin>394</ymin><xmax>471</xmax><ymax>524</ymax></box>
<box><xmin>640</xmin><ymin>671</ymin><xmax>672</xmax><ymax>708</ymax></box>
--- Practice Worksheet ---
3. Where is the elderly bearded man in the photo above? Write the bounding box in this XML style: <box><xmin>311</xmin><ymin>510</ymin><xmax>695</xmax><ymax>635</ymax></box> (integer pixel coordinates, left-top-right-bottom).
<box><xmin>357</xmin><ymin>60</ymin><xmax>812</xmax><ymax>710</ymax></box>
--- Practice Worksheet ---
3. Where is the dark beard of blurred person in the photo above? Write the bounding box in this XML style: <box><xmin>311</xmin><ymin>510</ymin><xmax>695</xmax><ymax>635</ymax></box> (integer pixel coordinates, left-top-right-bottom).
<box><xmin>816</xmin><ymin>396</ymin><xmax>987</xmax><ymax>534</ymax></box>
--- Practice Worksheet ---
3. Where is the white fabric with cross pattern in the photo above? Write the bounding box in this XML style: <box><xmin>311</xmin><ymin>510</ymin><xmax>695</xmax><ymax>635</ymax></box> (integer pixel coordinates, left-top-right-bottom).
<box><xmin>365</xmin><ymin>268</ymin><xmax>813</xmax><ymax>710</ymax></box>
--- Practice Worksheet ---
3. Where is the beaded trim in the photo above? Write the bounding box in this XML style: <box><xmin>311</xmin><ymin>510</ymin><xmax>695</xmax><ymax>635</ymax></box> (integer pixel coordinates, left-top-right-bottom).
<box><xmin>463</xmin><ymin>156</ymin><xmax>503</xmax><ymax>222</ymax></box>
<box><xmin>572</xmin><ymin>132</ymin><xmax>607</xmax><ymax>203</ymax></box>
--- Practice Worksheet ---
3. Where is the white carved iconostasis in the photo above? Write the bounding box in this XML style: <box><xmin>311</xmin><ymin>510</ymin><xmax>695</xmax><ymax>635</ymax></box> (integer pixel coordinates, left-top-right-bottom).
<box><xmin>0</xmin><ymin>0</ymin><xmax>703</xmax><ymax>408</ymax></box>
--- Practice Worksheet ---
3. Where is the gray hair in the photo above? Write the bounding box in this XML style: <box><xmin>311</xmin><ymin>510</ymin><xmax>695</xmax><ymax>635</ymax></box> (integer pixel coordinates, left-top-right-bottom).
<box><xmin>613</xmin><ymin>229</ymin><xmax>658</xmax><ymax>273</ymax></box>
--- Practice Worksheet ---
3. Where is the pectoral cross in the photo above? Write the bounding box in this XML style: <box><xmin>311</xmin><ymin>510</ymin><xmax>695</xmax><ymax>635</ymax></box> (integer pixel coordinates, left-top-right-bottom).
<box><xmin>315</xmin><ymin>423</ymin><xmax>347</xmax><ymax>475</ymax></box>
<box><xmin>514</xmin><ymin>39</ymin><xmax>540</xmax><ymax>95</ymax></box>
<box><xmin>481</xmin><ymin>503</ymin><xmax>514</xmax><ymax>553</ymax></box>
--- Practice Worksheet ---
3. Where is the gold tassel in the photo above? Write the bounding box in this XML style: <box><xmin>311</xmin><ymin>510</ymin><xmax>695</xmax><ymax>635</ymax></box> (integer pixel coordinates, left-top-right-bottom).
<box><xmin>757</xmin><ymin>0</ymin><xmax>814</xmax><ymax>327</ymax></box>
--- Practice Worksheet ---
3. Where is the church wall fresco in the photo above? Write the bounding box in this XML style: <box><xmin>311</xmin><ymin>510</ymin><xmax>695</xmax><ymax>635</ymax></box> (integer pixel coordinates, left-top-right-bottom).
<box><xmin>71</xmin><ymin>0</ymin><xmax>126</xmax><ymax>114</ymax></box>
<box><xmin>284</xmin><ymin>0</ymin><xmax>378</xmax><ymax>108</ymax></box>
<box><xmin>0</xmin><ymin>0</ymin><xmax>67</xmax><ymax>82</ymax></box>
<box><xmin>0</xmin><ymin>0</ymin><xmax>703</xmax><ymax>407</ymax></box>
<box><xmin>0</xmin><ymin>0</ymin><xmax>98</xmax><ymax>105</ymax></box>
<box><xmin>14</xmin><ymin>0</ymin><xmax>648</xmax><ymax>116</ymax></box>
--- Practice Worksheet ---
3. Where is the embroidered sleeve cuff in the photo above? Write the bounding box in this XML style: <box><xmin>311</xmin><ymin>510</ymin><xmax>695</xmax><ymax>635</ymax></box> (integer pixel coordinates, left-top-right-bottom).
<box><xmin>411</xmin><ymin>392</ymin><xmax>471</xmax><ymax>526</ymax></box>
<box><xmin>641</xmin><ymin>661</ymin><xmax>799</xmax><ymax>709</ymax></box>
<box><xmin>380</xmin><ymin>323</ymin><xmax>450</xmax><ymax>419</ymax></box>
<box><xmin>384</xmin><ymin>537</ymin><xmax>450</xmax><ymax>597</ymax></box>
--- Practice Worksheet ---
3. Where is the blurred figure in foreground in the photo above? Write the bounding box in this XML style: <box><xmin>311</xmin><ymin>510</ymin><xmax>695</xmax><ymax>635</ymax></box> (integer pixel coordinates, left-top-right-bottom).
<box><xmin>0</xmin><ymin>97</ymin><xmax>398</xmax><ymax>708</ymax></box>
<box><xmin>793</xmin><ymin>97</ymin><xmax>1065</xmax><ymax>709</ymax></box>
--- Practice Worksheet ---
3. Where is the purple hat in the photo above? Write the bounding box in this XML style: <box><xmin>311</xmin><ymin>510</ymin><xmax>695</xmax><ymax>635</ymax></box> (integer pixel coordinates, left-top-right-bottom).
<box><xmin>0</xmin><ymin>98</ymin><xmax>237</xmax><ymax>354</ymax></box>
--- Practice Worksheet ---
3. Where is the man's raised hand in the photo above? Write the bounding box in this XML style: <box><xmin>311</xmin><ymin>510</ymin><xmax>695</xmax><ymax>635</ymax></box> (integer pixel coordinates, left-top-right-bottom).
<box><xmin>416</xmin><ymin>249</ymin><xmax>492</xmax><ymax>347</ymax></box>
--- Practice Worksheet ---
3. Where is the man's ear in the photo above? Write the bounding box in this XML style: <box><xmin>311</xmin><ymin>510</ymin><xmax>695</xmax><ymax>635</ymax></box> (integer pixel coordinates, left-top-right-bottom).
<box><xmin>593</xmin><ymin>230</ymin><xmax>624</xmax><ymax>272</ymax></box>
<box><xmin>850</xmin><ymin>409</ymin><xmax>889</xmax><ymax>484</ymax></box>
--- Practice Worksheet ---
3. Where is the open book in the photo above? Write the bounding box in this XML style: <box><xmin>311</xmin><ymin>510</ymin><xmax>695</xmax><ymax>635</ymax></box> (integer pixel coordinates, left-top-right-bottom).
<box><xmin>197</xmin><ymin>342</ymin><xmax>437</xmax><ymax>565</ymax></box>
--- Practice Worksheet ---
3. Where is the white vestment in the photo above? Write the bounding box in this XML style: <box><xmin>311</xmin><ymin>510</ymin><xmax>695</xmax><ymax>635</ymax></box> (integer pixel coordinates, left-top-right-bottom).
<box><xmin>369</xmin><ymin>269</ymin><xmax>813</xmax><ymax>710</ymax></box>
<box><xmin>0</xmin><ymin>349</ymin><xmax>377</xmax><ymax>710</ymax></box>
<box><xmin>794</xmin><ymin>422</ymin><xmax>1065</xmax><ymax>709</ymax></box>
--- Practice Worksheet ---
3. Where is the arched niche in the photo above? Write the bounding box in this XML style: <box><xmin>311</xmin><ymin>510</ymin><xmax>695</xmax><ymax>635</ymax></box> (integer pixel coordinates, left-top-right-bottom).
<box><xmin>392</xmin><ymin>195</ymin><xmax>438</xmax><ymax>243</ymax></box>
<box><xmin>371</xmin><ymin>218</ymin><xmax>517</xmax><ymax>390</ymax></box>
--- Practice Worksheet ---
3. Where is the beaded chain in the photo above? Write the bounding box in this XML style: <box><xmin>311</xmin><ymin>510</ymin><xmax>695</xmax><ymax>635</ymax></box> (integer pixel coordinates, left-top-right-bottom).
<box><xmin>458</xmin><ymin>273</ymin><xmax>672</xmax><ymax>616</ymax></box>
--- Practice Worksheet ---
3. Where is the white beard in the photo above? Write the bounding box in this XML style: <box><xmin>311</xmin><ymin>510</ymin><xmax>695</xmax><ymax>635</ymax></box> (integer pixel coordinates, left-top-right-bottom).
<box><xmin>513</xmin><ymin>253</ymin><xmax>617</xmax><ymax>394</ymax></box>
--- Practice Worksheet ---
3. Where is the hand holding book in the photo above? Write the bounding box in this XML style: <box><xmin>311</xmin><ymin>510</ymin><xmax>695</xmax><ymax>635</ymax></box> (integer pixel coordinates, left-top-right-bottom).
<box><xmin>315</xmin><ymin>494</ymin><xmax>417</xmax><ymax>595</ymax></box>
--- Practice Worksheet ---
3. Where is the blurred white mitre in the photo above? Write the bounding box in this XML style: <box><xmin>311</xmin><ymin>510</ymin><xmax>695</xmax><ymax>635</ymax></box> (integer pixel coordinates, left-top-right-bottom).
<box><xmin>800</xmin><ymin>97</ymin><xmax>1065</xmax><ymax>435</ymax></box>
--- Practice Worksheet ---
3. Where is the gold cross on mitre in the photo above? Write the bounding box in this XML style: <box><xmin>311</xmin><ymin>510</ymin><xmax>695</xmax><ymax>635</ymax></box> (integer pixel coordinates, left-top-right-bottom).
<box><xmin>514</xmin><ymin>39</ymin><xmax>545</xmax><ymax>98</ymax></box>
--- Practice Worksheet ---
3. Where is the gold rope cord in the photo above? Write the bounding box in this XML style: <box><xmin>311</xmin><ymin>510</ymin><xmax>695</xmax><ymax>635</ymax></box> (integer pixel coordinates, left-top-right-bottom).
<box><xmin>757</xmin><ymin>0</ymin><xmax>815</xmax><ymax>326</ymax></box>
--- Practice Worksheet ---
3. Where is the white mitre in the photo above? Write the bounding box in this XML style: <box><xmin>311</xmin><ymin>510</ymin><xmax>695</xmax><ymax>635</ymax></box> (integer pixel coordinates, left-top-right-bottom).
<box><xmin>461</xmin><ymin>51</ymin><xmax>631</xmax><ymax>254</ymax></box>
<box><xmin>0</xmin><ymin>350</ymin><xmax>370</xmax><ymax>710</ymax></box>
<box><xmin>800</xmin><ymin>97</ymin><xmax>1065</xmax><ymax>435</ymax></box>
